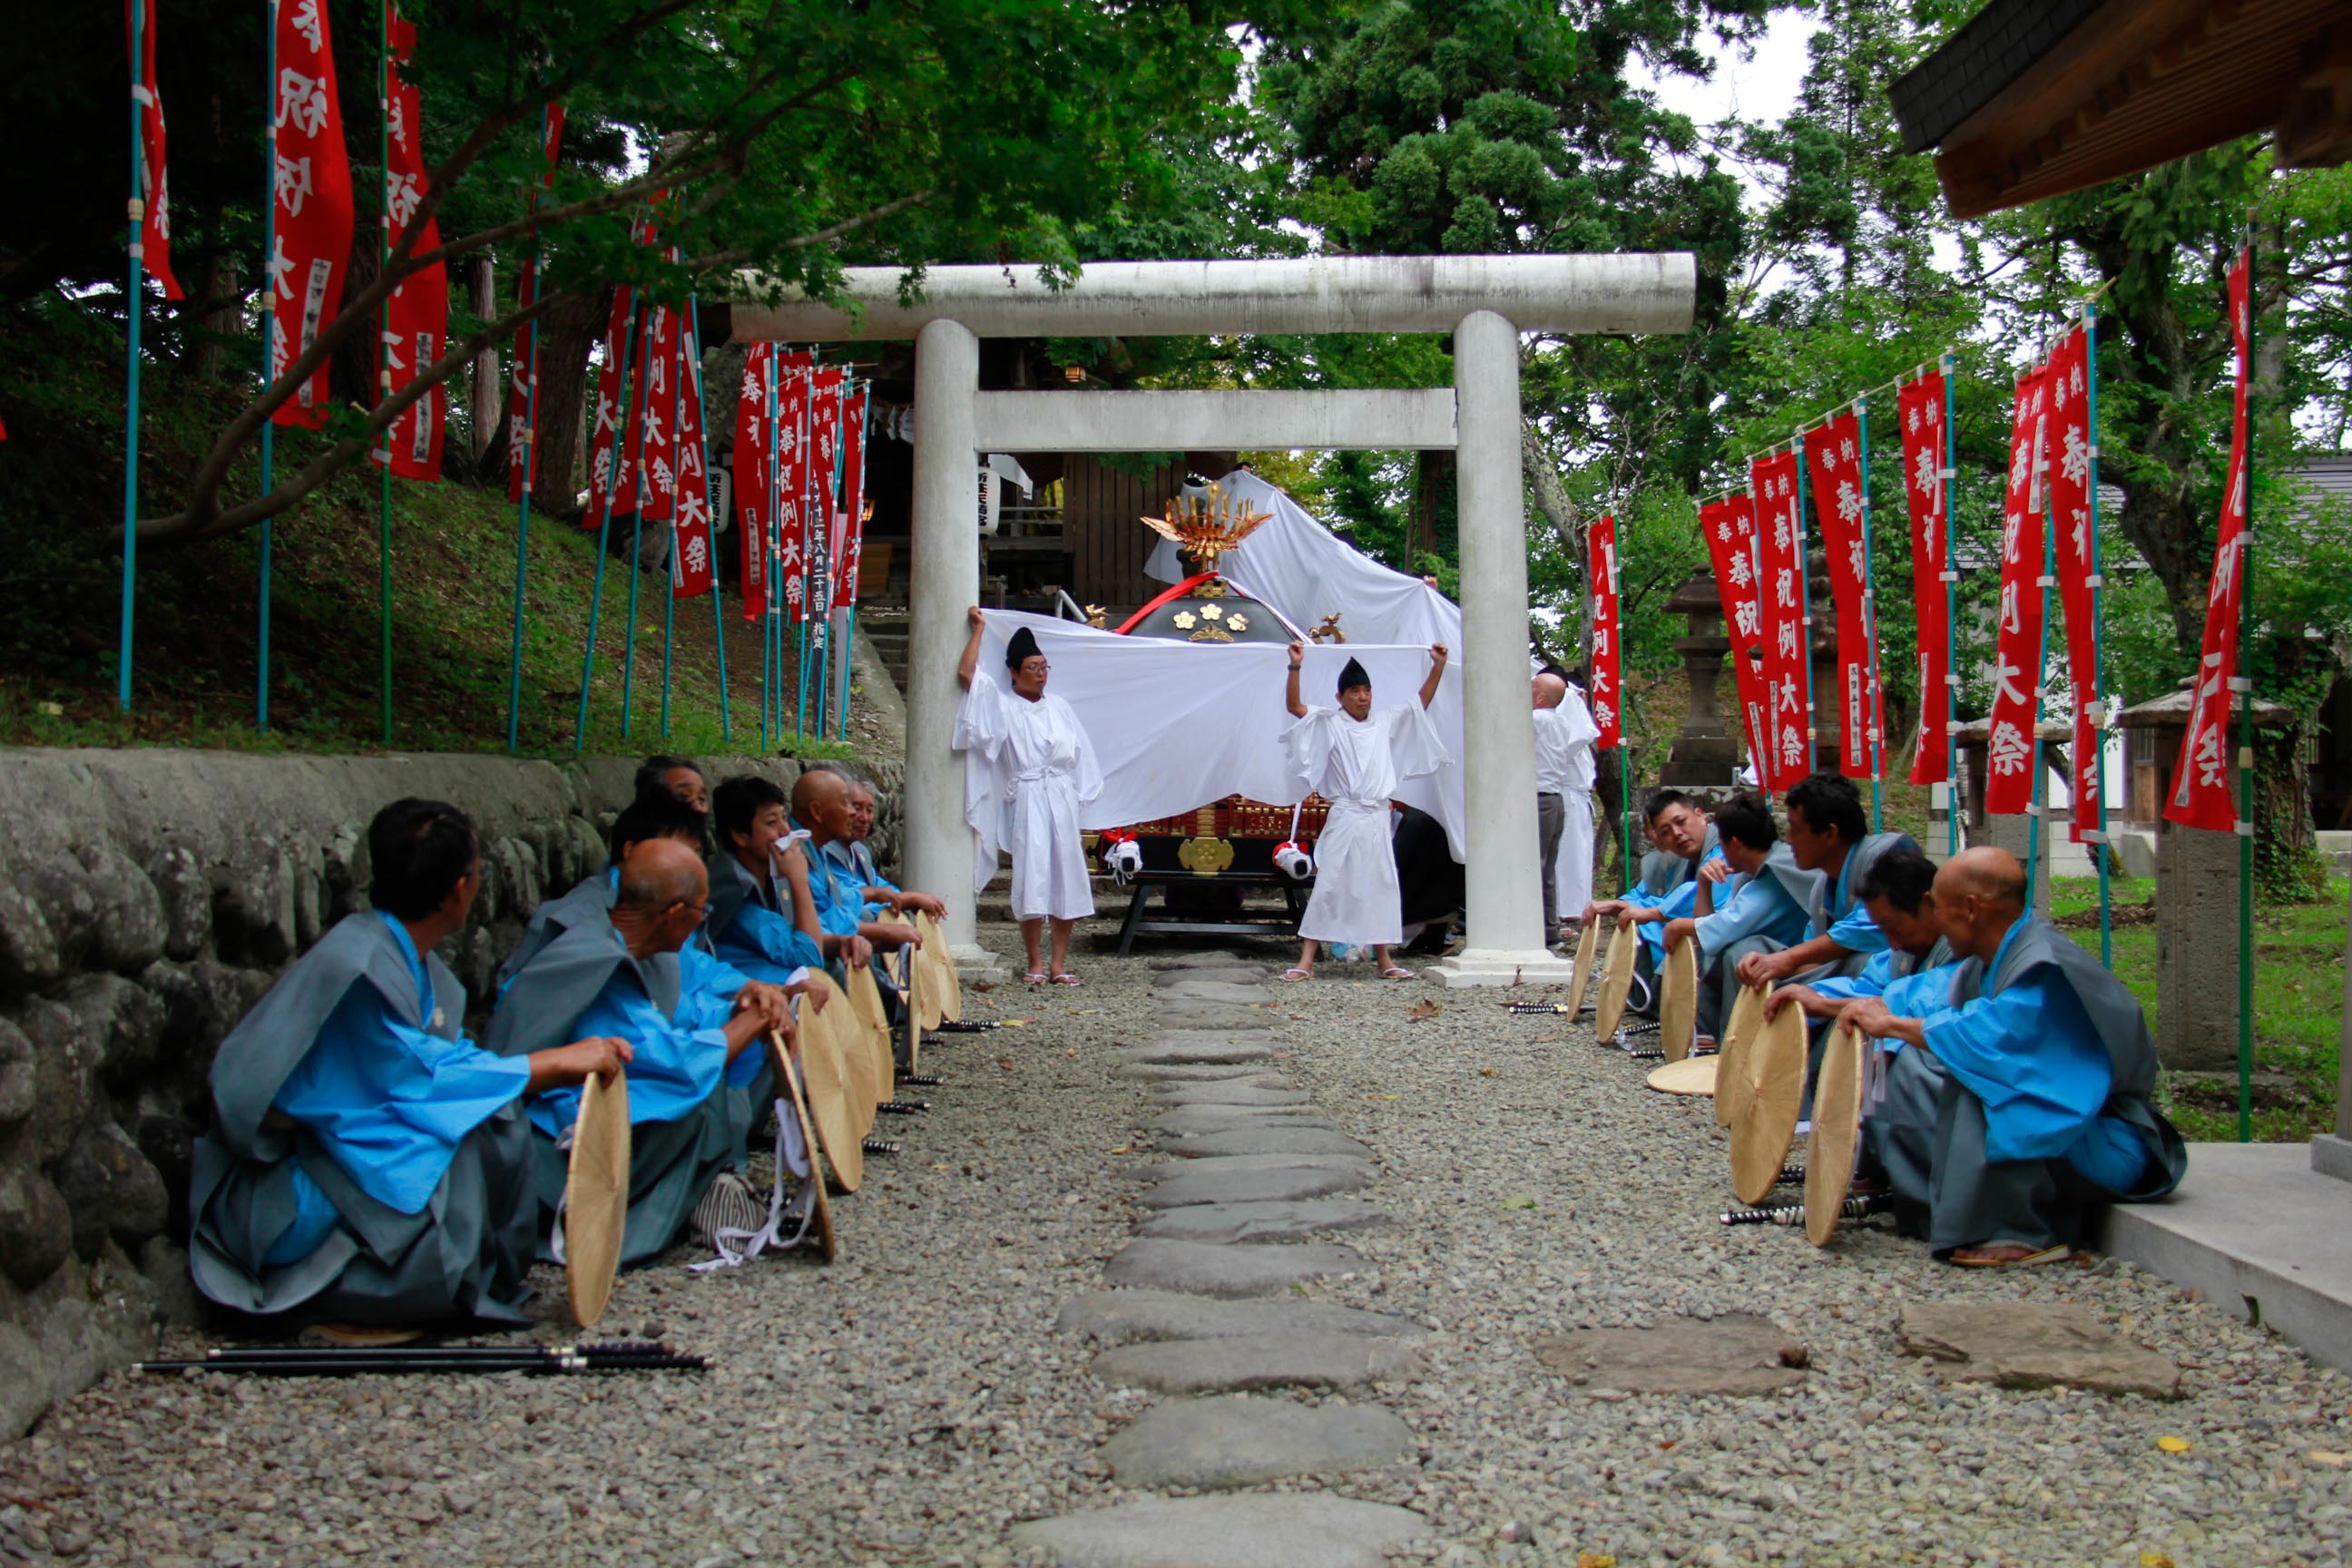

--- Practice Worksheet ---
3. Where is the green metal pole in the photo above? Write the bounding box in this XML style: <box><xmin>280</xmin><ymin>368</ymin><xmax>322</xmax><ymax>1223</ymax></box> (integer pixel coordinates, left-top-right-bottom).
<box><xmin>257</xmin><ymin>6</ymin><xmax>279</xmax><ymax>732</ymax></box>
<box><xmin>377</xmin><ymin>0</ymin><xmax>394</xmax><ymax>748</ymax></box>
<box><xmin>573</xmin><ymin>303</ymin><xmax>640</xmax><ymax>751</ymax></box>
<box><xmin>2085</xmin><ymin>304</ymin><xmax>2113</xmax><ymax>967</ymax></box>
<box><xmin>118</xmin><ymin>0</ymin><xmax>148</xmax><ymax>712</ymax></box>
<box><xmin>1941</xmin><ymin>354</ymin><xmax>1960</xmax><ymax>858</ymax></box>
<box><xmin>683</xmin><ymin>300</ymin><xmax>729</xmax><ymax>741</ymax></box>
<box><xmin>1857</xmin><ymin>393</ymin><xmax>1885</xmax><ymax>830</ymax></box>
<box><xmin>2238</xmin><ymin>240</ymin><xmax>2259</xmax><ymax>1142</ymax></box>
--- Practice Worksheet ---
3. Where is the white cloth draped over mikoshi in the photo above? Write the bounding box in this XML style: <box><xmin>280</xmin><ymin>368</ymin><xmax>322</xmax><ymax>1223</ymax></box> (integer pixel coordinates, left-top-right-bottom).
<box><xmin>956</xmin><ymin>613</ymin><xmax>1469</xmax><ymax>861</ymax></box>
<box><xmin>1283</xmin><ymin>703</ymin><xmax>1451</xmax><ymax>947</ymax></box>
<box><xmin>952</xmin><ymin>672</ymin><xmax>1103</xmax><ymax>921</ymax></box>
<box><xmin>1145</xmin><ymin>470</ymin><xmax>1464</xmax><ymax>651</ymax></box>
<box><xmin>1534</xmin><ymin>683</ymin><xmax>1602</xmax><ymax>920</ymax></box>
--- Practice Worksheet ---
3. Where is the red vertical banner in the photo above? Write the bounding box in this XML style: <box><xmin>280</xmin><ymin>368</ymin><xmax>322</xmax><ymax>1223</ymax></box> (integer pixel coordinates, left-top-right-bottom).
<box><xmin>806</xmin><ymin>366</ymin><xmax>847</xmax><ymax>612</ymax></box>
<box><xmin>378</xmin><ymin>5</ymin><xmax>445</xmax><ymax>482</ymax></box>
<box><xmin>270</xmin><ymin>0</ymin><xmax>355</xmax><ymax>428</ymax></box>
<box><xmin>505</xmin><ymin>105</ymin><xmax>564</xmax><ymax>504</ymax></box>
<box><xmin>669</xmin><ymin>308</ymin><xmax>714</xmax><ymax>599</ymax></box>
<box><xmin>1802</xmin><ymin>410</ymin><xmax>1877</xmax><ymax>778</ymax></box>
<box><xmin>582</xmin><ymin>289</ymin><xmax>632</xmax><ymax>526</ymax></box>
<box><xmin>777</xmin><ymin>366</ymin><xmax>814</xmax><ymax>623</ymax></box>
<box><xmin>1700</xmin><ymin>494</ymin><xmax>1769</xmax><ymax>774</ymax></box>
<box><xmin>2166</xmin><ymin>250</ymin><xmax>2253</xmax><ymax>833</ymax></box>
<box><xmin>1984</xmin><ymin>365</ymin><xmax>2053</xmax><ymax>817</ymax></box>
<box><xmin>1896</xmin><ymin>370</ymin><xmax>1953</xmax><ymax>784</ymax></box>
<box><xmin>1588</xmin><ymin>514</ymin><xmax>1622</xmax><ymax>748</ymax></box>
<box><xmin>2046</xmin><ymin>326</ymin><xmax>2102</xmax><ymax>838</ymax></box>
<box><xmin>628</xmin><ymin>301</ymin><xmax>680</xmax><ymax>523</ymax></box>
<box><xmin>733</xmin><ymin>344</ymin><xmax>774</xmax><ymax>619</ymax></box>
<box><xmin>1752</xmin><ymin>450</ymin><xmax>1810</xmax><ymax>789</ymax></box>
<box><xmin>832</xmin><ymin>387</ymin><xmax>869</xmax><ymax>611</ymax></box>
<box><xmin>126</xmin><ymin>0</ymin><xmax>182</xmax><ymax>299</ymax></box>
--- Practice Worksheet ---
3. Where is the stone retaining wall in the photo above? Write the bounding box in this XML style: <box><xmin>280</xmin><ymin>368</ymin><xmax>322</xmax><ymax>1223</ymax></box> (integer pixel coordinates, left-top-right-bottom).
<box><xmin>0</xmin><ymin>746</ymin><xmax>902</xmax><ymax>1439</ymax></box>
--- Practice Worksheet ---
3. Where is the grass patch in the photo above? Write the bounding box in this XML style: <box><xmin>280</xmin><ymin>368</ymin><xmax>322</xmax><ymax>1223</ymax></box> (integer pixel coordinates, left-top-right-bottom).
<box><xmin>2047</xmin><ymin>872</ymin><xmax>2346</xmax><ymax>1142</ymax></box>
<box><xmin>0</xmin><ymin>294</ymin><xmax>875</xmax><ymax>763</ymax></box>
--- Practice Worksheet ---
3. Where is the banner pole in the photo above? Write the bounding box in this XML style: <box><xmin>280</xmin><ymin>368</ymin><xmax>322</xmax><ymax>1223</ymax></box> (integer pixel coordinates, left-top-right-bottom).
<box><xmin>118</xmin><ymin>0</ymin><xmax>151</xmax><ymax>714</ymax></box>
<box><xmin>1940</xmin><ymin>353</ymin><xmax>1960</xmax><ymax>858</ymax></box>
<box><xmin>573</xmin><ymin>301</ymin><xmax>639</xmax><ymax>751</ymax></box>
<box><xmin>257</xmin><ymin>4</ymin><xmax>279</xmax><ymax>732</ymax></box>
<box><xmin>2238</xmin><ymin>240</ymin><xmax>2259</xmax><ymax>1142</ymax></box>
<box><xmin>2085</xmin><ymin>305</ymin><xmax>2113</xmax><ymax>966</ymax></box>
<box><xmin>619</xmin><ymin>309</ymin><xmax>655</xmax><ymax>742</ymax></box>
<box><xmin>1793</xmin><ymin>433</ymin><xmax>1817</xmax><ymax>777</ymax></box>
<box><xmin>1857</xmin><ymin>393</ymin><xmax>1885</xmax><ymax>830</ymax></box>
<box><xmin>681</xmin><ymin>297</ymin><xmax>728</xmax><ymax>740</ymax></box>
<box><xmin>376</xmin><ymin>0</ymin><xmax>395</xmax><ymax>748</ymax></box>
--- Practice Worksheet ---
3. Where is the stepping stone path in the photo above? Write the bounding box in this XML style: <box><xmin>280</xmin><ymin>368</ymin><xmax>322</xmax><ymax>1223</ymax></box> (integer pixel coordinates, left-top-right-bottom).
<box><xmin>1532</xmin><ymin>1311</ymin><xmax>1810</xmax><ymax>1396</ymax></box>
<box><xmin>1020</xmin><ymin>960</ymin><xmax>1436</xmax><ymax>1561</ymax></box>
<box><xmin>1896</xmin><ymin>1302</ymin><xmax>2184</xmax><ymax>1398</ymax></box>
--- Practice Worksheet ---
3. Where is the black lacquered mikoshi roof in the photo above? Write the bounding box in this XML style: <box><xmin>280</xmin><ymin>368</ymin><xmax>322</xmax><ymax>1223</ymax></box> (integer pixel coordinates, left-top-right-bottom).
<box><xmin>1120</xmin><ymin>578</ymin><xmax>1292</xmax><ymax>646</ymax></box>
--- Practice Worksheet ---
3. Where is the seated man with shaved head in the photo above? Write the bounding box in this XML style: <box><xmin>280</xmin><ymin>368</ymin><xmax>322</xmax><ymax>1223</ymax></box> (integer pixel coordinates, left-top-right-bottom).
<box><xmin>499</xmin><ymin>789</ymin><xmax>713</xmax><ymax>992</ymax></box>
<box><xmin>487</xmin><ymin>839</ymin><xmax>792</xmax><ymax>1265</ymax></box>
<box><xmin>1834</xmin><ymin>848</ymin><xmax>2187</xmax><ymax>1268</ymax></box>
<box><xmin>791</xmin><ymin>768</ymin><xmax>922</xmax><ymax>964</ymax></box>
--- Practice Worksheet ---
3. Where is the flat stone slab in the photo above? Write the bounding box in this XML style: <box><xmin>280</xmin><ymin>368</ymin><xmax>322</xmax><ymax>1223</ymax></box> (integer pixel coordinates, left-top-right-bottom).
<box><xmin>1152</xmin><ymin>1003</ymin><xmax>1278</xmax><ymax>1030</ymax></box>
<box><xmin>1056</xmin><ymin>1289</ymin><xmax>1426</xmax><ymax>1346</ymax></box>
<box><xmin>1152</xmin><ymin>965</ymin><xmax>1273</xmax><ymax>985</ymax></box>
<box><xmin>1093</xmin><ymin>1332</ymin><xmax>1425</xmax><ymax>1394</ymax></box>
<box><xmin>1158</xmin><ymin>1129</ymin><xmax>1375</xmax><ymax>1161</ymax></box>
<box><xmin>1156</xmin><ymin>979</ymin><xmax>1280</xmax><ymax>1005</ymax></box>
<box><xmin>1533</xmin><ymin>1313</ymin><xmax>1808</xmax><ymax>1396</ymax></box>
<box><xmin>1896</xmin><ymin>1302</ymin><xmax>2183</xmax><ymax>1398</ymax></box>
<box><xmin>1152</xmin><ymin>1082</ymin><xmax>1318</xmax><ymax>1108</ymax></box>
<box><xmin>1101</xmin><ymin>1239</ymin><xmax>1362</xmax><ymax>1297</ymax></box>
<box><xmin>1131</xmin><ymin>1152</ymin><xmax>1375</xmax><ymax>1183</ymax></box>
<box><xmin>1101</xmin><ymin>1396</ymin><xmax>1415</xmax><ymax>1489</ymax></box>
<box><xmin>1120</xmin><ymin>1037</ymin><xmax>1278</xmax><ymax>1067</ymax></box>
<box><xmin>1012</xmin><ymin>1494</ymin><xmax>1430</xmax><ymax>1568</ymax></box>
<box><xmin>1139</xmin><ymin>1163</ymin><xmax>1374</xmax><ymax>1209</ymax></box>
<box><xmin>1138</xmin><ymin>1199</ymin><xmax>1396</xmax><ymax>1245</ymax></box>
<box><xmin>1152</xmin><ymin>1106</ymin><xmax>1339</xmax><ymax>1136</ymax></box>
<box><xmin>1114</xmin><ymin>1062</ymin><xmax>1284</xmax><ymax>1083</ymax></box>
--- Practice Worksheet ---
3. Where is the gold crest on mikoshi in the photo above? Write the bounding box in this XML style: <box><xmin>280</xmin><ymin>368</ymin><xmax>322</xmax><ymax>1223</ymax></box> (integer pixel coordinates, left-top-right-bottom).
<box><xmin>1140</xmin><ymin>481</ymin><xmax>1271</xmax><ymax>570</ymax></box>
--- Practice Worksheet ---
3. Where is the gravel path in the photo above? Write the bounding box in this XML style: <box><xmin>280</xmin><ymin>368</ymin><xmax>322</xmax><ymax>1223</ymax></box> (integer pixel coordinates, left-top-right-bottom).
<box><xmin>4</xmin><ymin>920</ymin><xmax>2349</xmax><ymax>1567</ymax></box>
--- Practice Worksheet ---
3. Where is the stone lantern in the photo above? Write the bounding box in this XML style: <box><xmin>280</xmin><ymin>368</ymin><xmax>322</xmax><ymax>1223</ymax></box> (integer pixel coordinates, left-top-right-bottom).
<box><xmin>2115</xmin><ymin>684</ymin><xmax>2294</xmax><ymax>1074</ymax></box>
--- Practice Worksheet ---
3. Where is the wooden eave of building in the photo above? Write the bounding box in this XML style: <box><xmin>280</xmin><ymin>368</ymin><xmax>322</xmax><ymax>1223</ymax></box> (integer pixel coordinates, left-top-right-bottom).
<box><xmin>1890</xmin><ymin>0</ymin><xmax>2352</xmax><ymax>220</ymax></box>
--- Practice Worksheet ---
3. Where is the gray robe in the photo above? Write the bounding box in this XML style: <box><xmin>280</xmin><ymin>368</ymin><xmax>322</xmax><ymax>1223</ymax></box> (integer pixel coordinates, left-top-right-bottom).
<box><xmin>1636</xmin><ymin>824</ymin><xmax>1721</xmax><ymax>897</ymax></box>
<box><xmin>189</xmin><ymin>914</ymin><xmax>538</xmax><ymax>1325</ymax></box>
<box><xmin>1867</xmin><ymin>916</ymin><xmax>2188</xmax><ymax>1252</ymax></box>
<box><xmin>1692</xmin><ymin>843</ymin><xmax>1825</xmax><ymax>1039</ymax></box>
<box><xmin>1807</xmin><ymin>831</ymin><xmax>1917</xmax><ymax>977</ymax></box>
<box><xmin>485</xmin><ymin>922</ymin><xmax>763</xmax><ymax>1268</ymax></box>
<box><xmin>496</xmin><ymin>872</ymin><xmax>615</xmax><ymax>992</ymax></box>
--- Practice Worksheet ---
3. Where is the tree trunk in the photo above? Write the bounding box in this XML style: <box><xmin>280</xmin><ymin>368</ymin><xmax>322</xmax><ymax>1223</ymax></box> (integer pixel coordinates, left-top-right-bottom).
<box><xmin>468</xmin><ymin>257</ymin><xmax>500</xmax><ymax>462</ymax></box>
<box><xmin>533</xmin><ymin>287</ymin><xmax>612</xmax><ymax>521</ymax></box>
<box><xmin>192</xmin><ymin>252</ymin><xmax>240</xmax><ymax>383</ymax></box>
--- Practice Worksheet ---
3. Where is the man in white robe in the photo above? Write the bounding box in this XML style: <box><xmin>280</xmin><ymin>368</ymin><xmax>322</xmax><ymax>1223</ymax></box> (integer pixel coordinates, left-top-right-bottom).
<box><xmin>1532</xmin><ymin>666</ymin><xmax>1599</xmax><ymax>948</ymax></box>
<box><xmin>1280</xmin><ymin>644</ymin><xmax>1451</xmax><ymax>980</ymax></box>
<box><xmin>955</xmin><ymin>612</ymin><xmax>1105</xmax><ymax>984</ymax></box>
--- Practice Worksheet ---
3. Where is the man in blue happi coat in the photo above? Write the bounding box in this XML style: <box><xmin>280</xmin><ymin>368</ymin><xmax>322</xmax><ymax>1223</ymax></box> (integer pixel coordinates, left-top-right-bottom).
<box><xmin>189</xmin><ymin>799</ymin><xmax>633</xmax><ymax>1326</ymax></box>
<box><xmin>1659</xmin><ymin>792</ymin><xmax>1817</xmax><ymax>1046</ymax></box>
<box><xmin>1734</xmin><ymin>772</ymin><xmax>1918</xmax><ymax>990</ymax></box>
<box><xmin>1582</xmin><ymin>789</ymin><xmax>1722</xmax><ymax>1011</ymax></box>
<box><xmin>708</xmin><ymin>774</ymin><xmax>848</xmax><ymax>985</ymax></box>
<box><xmin>814</xmin><ymin>766</ymin><xmax>947</xmax><ymax>926</ymax></box>
<box><xmin>791</xmin><ymin>769</ymin><xmax>923</xmax><ymax>959</ymax></box>
<box><xmin>1835</xmin><ymin>847</ymin><xmax>2187</xmax><ymax>1268</ymax></box>
<box><xmin>637</xmin><ymin>752</ymin><xmax>710</xmax><ymax>815</ymax></box>
<box><xmin>1762</xmin><ymin>841</ymin><xmax>1957</xmax><ymax>1028</ymax></box>
<box><xmin>498</xmin><ymin>789</ymin><xmax>713</xmax><ymax>992</ymax></box>
<box><xmin>486</xmin><ymin>839</ymin><xmax>794</xmax><ymax>1266</ymax></box>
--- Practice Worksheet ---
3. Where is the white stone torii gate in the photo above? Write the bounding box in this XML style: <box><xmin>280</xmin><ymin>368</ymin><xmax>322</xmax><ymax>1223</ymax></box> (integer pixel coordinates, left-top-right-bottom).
<box><xmin>733</xmin><ymin>254</ymin><xmax>1696</xmax><ymax>985</ymax></box>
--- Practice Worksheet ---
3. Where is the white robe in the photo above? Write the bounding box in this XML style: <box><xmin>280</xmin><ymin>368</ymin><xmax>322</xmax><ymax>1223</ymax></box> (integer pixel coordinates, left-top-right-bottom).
<box><xmin>954</xmin><ymin>673</ymin><xmax>1104</xmax><ymax>921</ymax></box>
<box><xmin>1285</xmin><ymin>703</ymin><xmax>1450</xmax><ymax>948</ymax></box>
<box><xmin>1534</xmin><ymin>686</ymin><xmax>1601</xmax><ymax>922</ymax></box>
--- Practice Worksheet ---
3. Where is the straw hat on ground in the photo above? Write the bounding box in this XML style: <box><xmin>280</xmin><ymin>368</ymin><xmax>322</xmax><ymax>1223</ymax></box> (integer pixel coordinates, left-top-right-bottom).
<box><xmin>1805</xmin><ymin>1021</ymin><xmax>1867</xmax><ymax>1247</ymax></box>
<box><xmin>1645</xmin><ymin>1055</ymin><xmax>1718</xmax><ymax>1096</ymax></box>
<box><xmin>1659</xmin><ymin>936</ymin><xmax>1700</xmax><ymax>1063</ymax></box>
<box><xmin>1563</xmin><ymin>920</ymin><xmax>1599</xmax><ymax>1019</ymax></box>
<box><xmin>1715</xmin><ymin>982</ymin><xmax>1769</xmax><ymax>1130</ymax></box>
<box><xmin>916</xmin><ymin>910</ymin><xmax>960</xmax><ymax>1023</ymax></box>
<box><xmin>1592</xmin><ymin>920</ymin><xmax>1638</xmax><ymax>1041</ymax></box>
<box><xmin>564</xmin><ymin>1068</ymin><xmax>631</xmax><ymax>1328</ymax></box>
<box><xmin>793</xmin><ymin>994</ymin><xmax>866</xmax><ymax>1192</ymax></box>
<box><xmin>843</xmin><ymin>964</ymin><xmax>895</xmax><ymax>1105</ymax></box>
<box><xmin>1728</xmin><ymin>1001</ymin><xmax>1807</xmax><ymax>1204</ymax></box>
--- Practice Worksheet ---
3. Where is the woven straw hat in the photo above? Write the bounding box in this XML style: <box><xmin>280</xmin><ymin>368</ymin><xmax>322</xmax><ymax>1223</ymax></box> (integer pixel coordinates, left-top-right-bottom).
<box><xmin>916</xmin><ymin>910</ymin><xmax>961</xmax><ymax>1022</ymax></box>
<box><xmin>1592</xmin><ymin>920</ymin><xmax>1638</xmax><ymax>1041</ymax></box>
<box><xmin>1729</xmin><ymin>999</ymin><xmax>1807</xmax><ymax>1204</ymax></box>
<box><xmin>1715</xmin><ymin>982</ymin><xmax>1769</xmax><ymax>1129</ymax></box>
<box><xmin>805</xmin><ymin>971</ymin><xmax>880</xmax><ymax>1130</ymax></box>
<box><xmin>1659</xmin><ymin>936</ymin><xmax>1700</xmax><ymax>1063</ymax></box>
<box><xmin>1563</xmin><ymin>920</ymin><xmax>1599</xmax><ymax>1019</ymax></box>
<box><xmin>765</xmin><ymin>1030</ymin><xmax>836</xmax><ymax>1262</ymax></box>
<box><xmin>1645</xmin><ymin>1055</ymin><xmax>1718</xmax><ymax>1096</ymax></box>
<box><xmin>843</xmin><ymin>964</ymin><xmax>895</xmax><ymax>1106</ymax></box>
<box><xmin>563</xmin><ymin>1068</ymin><xmax>632</xmax><ymax>1328</ymax></box>
<box><xmin>793</xmin><ymin>993</ymin><xmax>866</xmax><ymax>1192</ymax></box>
<box><xmin>908</xmin><ymin>927</ymin><xmax>945</xmax><ymax>1034</ymax></box>
<box><xmin>1805</xmin><ymin>1021</ymin><xmax>1867</xmax><ymax>1247</ymax></box>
